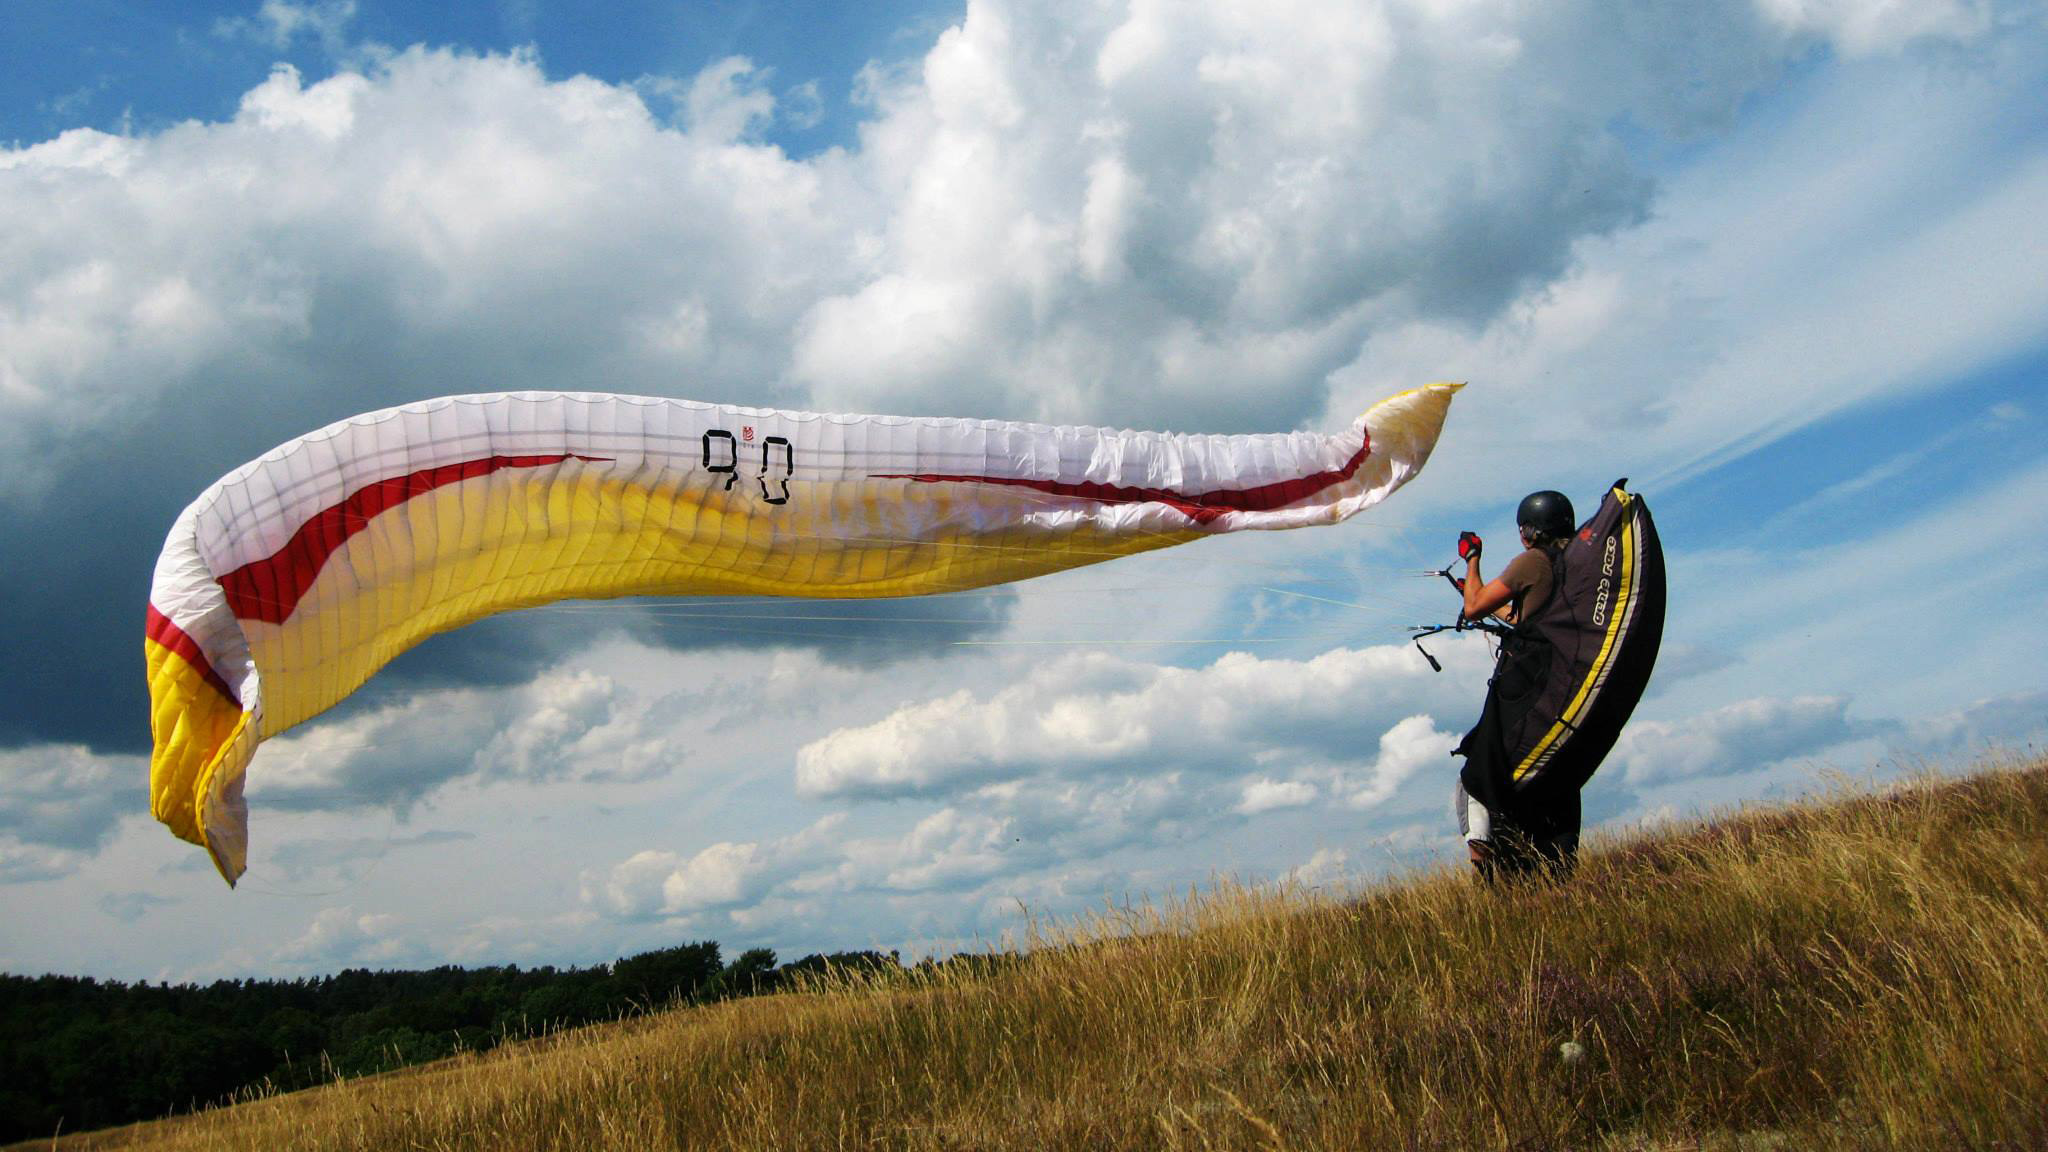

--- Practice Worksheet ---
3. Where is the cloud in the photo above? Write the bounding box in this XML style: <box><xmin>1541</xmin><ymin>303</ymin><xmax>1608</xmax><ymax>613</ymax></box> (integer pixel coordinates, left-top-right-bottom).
<box><xmin>1341</xmin><ymin>714</ymin><xmax>1456</xmax><ymax>809</ymax></box>
<box><xmin>274</xmin><ymin>905</ymin><xmax>408</xmax><ymax>967</ymax></box>
<box><xmin>1321</xmin><ymin>20</ymin><xmax>2048</xmax><ymax>516</ymax></box>
<box><xmin>586</xmin><ymin>767</ymin><xmax>1257</xmax><ymax>926</ymax></box>
<box><xmin>251</xmin><ymin>669</ymin><xmax>673</xmax><ymax>814</ymax></box>
<box><xmin>794</xmin><ymin>642</ymin><xmax>1484</xmax><ymax>800</ymax></box>
<box><xmin>0</xmin><ymin>47</ymin><xmax>848</xmax><ymax>497</ymax></box>
<box><xmin>975</xmin><ymin>771</ymin><xmax>1212</xmax><ymax>862</ymax></box>
<box><xmin>633</xmin><ymin>56</ymin><xmax>784</xmax><ymax>143</ymax></box>
<box><xmin>99</xmin><ymin>891</ymin><xmax>178</xmax><ymax>924</ymax></box>
<box><xmin>215</xmin><ymin>0</ymin><xmax>362</xmax><ymax>56</ymax></box>
<box><xmin>0</xmin><ymin>745</ymin><xmax>142</xmax><ymax>880</ymax></box>
<box><xmin>1286</xmin><ymin>847</ymin><xmax>1350</xmax><ymax>886</ymax></box>
<box><xmin>1651</xmin><ymin>457</ymin><xmax>2048</xmax><ymax>726</ymax></box>
<box><xmin>583</xmin><ymin>815</ymin><xmax>845</xmax><ymax>920</ymax></box>
<box><xmin>1762</xmin><ymin>396</ymin><xmax>2044</xmax><ymax>536</ymax></box>
<box><xmin>1238</xmin><ymin>778</ymin><xmax>1317</xmax><ymax>815</ymax></box>
<box><xmin>1611</xmin><ymin>695</ymin><xmax>1860</xmax><ymax>787</ymax></box>
<box><xmin>592</xmin><ymin>685</ymin><xmax>1464</xmax><ymax>928</ymax></box>
<box><xmin>266</xmin><ymin>829</ymin><xmax>477</xmax><ymax>881</ymax></box>
<box><xmin>1753</xmin><ymin>0</ymin><xmax>2013</xmax><ymax>54</ymax></box>
<box><xmin>780</xmin><ymin>80</ymin><xmax>827</xmax><ymax>132</ymax></box>
<box><xmin>0</xmin><ymin>842</ymin><xmax>94</xmax><ymax>885</ymax></box>
<box><xmin>1645</xmin><ymin>644</ymin><xmax>1744</xmax><ymax>694</ymax></box>
<box><xmin>1900</xmin><ymin>690</ymin><xmax>2048</xmax><ymax>761</ymax></box>
<box><xmin>788</xmin><ymin>0</ymin><xmax>1809</xmax><ymax>426</ymax></box>
<box><xmin>847</xmin><ymin>806</ymin><xmax>1025</xmax><ymax>894</ymax></box>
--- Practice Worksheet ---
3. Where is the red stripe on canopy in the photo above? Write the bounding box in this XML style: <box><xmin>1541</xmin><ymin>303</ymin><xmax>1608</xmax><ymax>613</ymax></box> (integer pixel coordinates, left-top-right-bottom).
<box><xmin>873</xmin><ymin>436</ymin><xmax>1372</xmax><ymax>525</ymax></box>
<box><xmin>218</xmin><ymin>453</ymin><xmax>606</xmax><ymax>625</ymax></box>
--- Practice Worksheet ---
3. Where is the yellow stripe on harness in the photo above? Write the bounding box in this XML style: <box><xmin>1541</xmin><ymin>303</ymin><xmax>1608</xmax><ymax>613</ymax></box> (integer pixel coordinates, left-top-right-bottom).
<box><xmin>1513</xmin><ymin>487</ymin><xmax>1637</xmax><ymax>782</ymax></box>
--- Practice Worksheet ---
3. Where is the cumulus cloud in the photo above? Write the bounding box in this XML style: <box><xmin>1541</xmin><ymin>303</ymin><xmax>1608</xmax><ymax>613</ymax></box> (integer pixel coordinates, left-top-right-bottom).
<box><xmin>1238</xmin><ymin>778</ymin><xmax>1317</xmax><ymax>815</ymax></box>
<box><xmin>794</xmin><ymin>642</ymin><xmax>1483</xmax><ymax>799</ymax></box>
<box><xmin>787</xmin><ymin>0</ymin><xmax>1809</xmax><ymax>426</ymax></box>
<box><xmin>973</xmin><ymin>771</ymin><xmax>1214</xmax><ymax>862</ymax></box>
<box><xmin>0</xmin><ymin>47</ymin><xmax>849</xmax><ymax>497</ymax></box>
<box><xmin>274</xmin><ymin>905</ymin><xmax>408</xmax><ymax>967</ymax></box>
<box><xmin>1287</xmin><ymin>847</ymin><xmax>1351</xmax><ymax>887</ymax></box>
<box><xmin>848</xmin><ymin>806</ymin><xmax>1026</xmax><ymax>894</ymax></box>
<box><xmin>594</xmin><ymin>682</ymin><xmax>1464</xmax><ymax>926</ymax></box>
<box><xmin>1753</xmin><ymin>0</ymin><xmax>2014</xmax><ymax>54</ymax></box>
<box><xmin>1900</xmin><ymin>690</ymin><xmax>2048</xmax><ymax>761</ymax></box>
<box><xmin>0</xmin><ymin>842</ymin><xmax>94</xmax><ymax>886</ymax></box>
<box><xmin>1612</xmin><ymin>695</ymin><xmax>1861</xmax><ymax>787</ymax></box>
<box><xmin>252</xmin><ymin>669</ymin><xmax>673</xmax><ymax>813</ymax></box>
<box><xmin>586</xmin><ymin>767</ymin><xmax>1251</xmax><ymax>926</ymax></box>
<box><xmin>1341</xmin><ymin>714</ymin><xmax>1456</xmax><ymax>809</ymax></box>
<box><xmin>583</xmin><ymin>815</ymin><xmax>845</xmax><ymax>920</ymax></box>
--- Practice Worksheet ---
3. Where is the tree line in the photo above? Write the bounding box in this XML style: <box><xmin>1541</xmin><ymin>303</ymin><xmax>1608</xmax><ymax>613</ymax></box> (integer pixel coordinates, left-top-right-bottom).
<box><xmin>0</xmin><ymin>940</ymin><xmax>900</xmax><ymax>1143</ymax></box>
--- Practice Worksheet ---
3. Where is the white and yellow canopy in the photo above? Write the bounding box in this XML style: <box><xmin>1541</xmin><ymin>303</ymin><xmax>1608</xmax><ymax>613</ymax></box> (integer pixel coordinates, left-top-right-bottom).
<box><xmin>147</xmin><ymin>384</ymin><xmax>1461</xmax><ymax>883</ymax></box>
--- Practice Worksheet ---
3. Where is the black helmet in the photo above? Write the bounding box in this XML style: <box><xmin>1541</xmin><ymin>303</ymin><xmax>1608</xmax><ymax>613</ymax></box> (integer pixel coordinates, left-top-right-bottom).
<box><xmin>1516</xmin><ymin>490</ymin><xmax>1575</xmax><ymax>540</ymax></box>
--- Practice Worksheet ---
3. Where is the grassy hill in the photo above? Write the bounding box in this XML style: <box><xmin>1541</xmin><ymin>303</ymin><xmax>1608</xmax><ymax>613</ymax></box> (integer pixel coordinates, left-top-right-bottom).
<box><xmin>27</xmin><ymin>753</ymin><xmax>2048</xmax><ymax>1151</ymax></box>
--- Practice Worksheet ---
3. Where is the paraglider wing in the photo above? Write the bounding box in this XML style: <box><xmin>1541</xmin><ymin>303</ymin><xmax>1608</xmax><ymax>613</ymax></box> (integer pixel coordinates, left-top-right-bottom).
<box><xmin>146</xmin><ymin>385</ymin><xmax>1462</xmax><ymax>884</ymax></box>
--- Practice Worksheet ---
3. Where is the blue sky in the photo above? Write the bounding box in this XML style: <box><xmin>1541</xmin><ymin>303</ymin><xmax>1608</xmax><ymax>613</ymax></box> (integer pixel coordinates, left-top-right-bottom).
<box><xmin>2</xmin><ymin>0</ymin><xmax>957</xmax><ymax>151</ymax></box>
<box><xmin>1</xmin><ymin>0</ymin><xmax>2044</xmax><ymax>981</ymax></box>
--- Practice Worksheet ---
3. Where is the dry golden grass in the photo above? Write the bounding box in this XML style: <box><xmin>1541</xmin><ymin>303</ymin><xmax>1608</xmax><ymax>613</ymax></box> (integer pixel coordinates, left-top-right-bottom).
<box><xmin>29</xmin><ymin>753</ymin><xmax>2048</xmax><ymax>1151</ymax></box>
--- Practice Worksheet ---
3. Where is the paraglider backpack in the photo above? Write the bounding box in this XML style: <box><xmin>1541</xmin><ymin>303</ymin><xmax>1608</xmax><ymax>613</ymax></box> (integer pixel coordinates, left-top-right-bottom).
<box><xmin>1457</xmin><ymin>479</ymin><xmax>1665</xmax><ymax>815</ymax></box>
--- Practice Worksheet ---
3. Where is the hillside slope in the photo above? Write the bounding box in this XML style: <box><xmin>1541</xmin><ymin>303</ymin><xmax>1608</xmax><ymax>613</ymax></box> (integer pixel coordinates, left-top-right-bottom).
<box><xmin>29</xmin><ymin>754</ymin><xmax>2048</xmax><ymax>1151</ymax></box>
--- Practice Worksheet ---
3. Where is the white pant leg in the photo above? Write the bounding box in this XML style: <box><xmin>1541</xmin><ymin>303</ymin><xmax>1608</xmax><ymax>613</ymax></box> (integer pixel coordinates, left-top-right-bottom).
<box><xmin>1453</xmin><ymin>779</ymin><xmax>1492</xmax><ymax>844</ymax></box>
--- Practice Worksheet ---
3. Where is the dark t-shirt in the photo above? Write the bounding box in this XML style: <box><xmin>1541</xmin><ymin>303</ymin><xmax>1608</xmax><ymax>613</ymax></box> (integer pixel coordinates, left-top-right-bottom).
<box><xmin>1499</xmin><ymin>546</ymin><xmax>1558</xmax><ymax>624</ymax></box>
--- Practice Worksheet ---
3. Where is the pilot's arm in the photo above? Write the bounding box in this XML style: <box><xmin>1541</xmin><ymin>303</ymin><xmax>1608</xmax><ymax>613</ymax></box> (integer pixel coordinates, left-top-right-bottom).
<box><xmin>1460</xmin><ymin>555</ymin><xmax>1517</xmax><ymax>623</ymax></box>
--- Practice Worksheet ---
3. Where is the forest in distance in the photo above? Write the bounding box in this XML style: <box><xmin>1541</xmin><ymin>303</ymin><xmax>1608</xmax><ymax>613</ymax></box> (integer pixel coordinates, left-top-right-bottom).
<box><xmin>0</xmin><ymin>940</ymin><xmax>907</xmax><ymax>1143</ymax></box>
